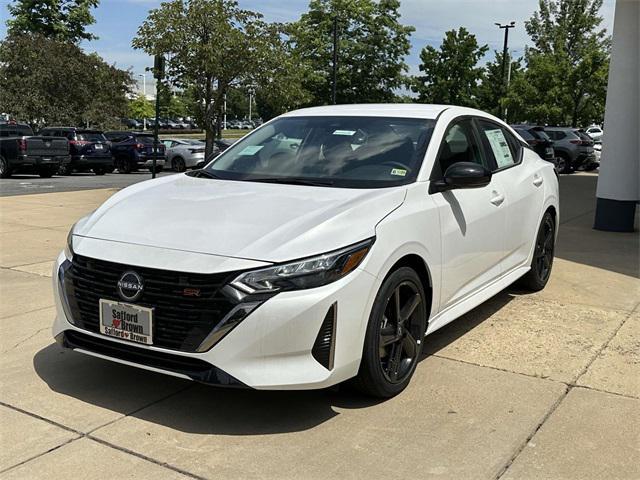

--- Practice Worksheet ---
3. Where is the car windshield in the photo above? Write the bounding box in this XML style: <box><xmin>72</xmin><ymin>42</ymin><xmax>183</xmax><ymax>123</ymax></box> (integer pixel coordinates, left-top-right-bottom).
<box><xmin>135</xmin><ymin>135</ymin><xmax>155</xmax><ymax>144</ymax></box>
<box><xmin>205</xmin><ymin>116</ymin><xmax>435</xmax><ymax>188</ymax></box>
<box><xmin>78</xmin><ymin>132</ymin><xmax>106</xmax><ymax>142</ymax></box>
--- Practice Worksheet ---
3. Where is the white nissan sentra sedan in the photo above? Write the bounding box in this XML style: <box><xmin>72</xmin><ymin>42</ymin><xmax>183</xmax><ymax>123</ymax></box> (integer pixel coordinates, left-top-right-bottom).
<box><xmin>53</xmin><ymin>104</ymin><xmax>558</xmax><ymax>397</ymax></box>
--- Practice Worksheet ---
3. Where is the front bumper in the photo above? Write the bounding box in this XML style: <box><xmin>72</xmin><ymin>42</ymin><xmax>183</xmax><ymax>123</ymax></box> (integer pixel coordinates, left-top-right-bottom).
<box><xmin>52</xmin><ymin>246</ymin><xmax>377</xmax><ymax>390</ymax></box>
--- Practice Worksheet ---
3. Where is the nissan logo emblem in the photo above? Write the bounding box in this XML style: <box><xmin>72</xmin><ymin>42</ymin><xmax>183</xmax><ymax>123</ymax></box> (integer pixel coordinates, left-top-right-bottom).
<box><xmin>117</xmin><ymin>271</ymin><xmax>144</xmax><ymax>302</ymax></box>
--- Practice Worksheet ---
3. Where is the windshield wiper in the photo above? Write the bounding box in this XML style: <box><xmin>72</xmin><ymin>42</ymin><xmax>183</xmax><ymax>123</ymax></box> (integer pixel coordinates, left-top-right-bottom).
<box><xmin>245</xmin><ymin>177</ymin><xmax>334</xmax><ymax>187</ymax></box>
<box><xmin>187</xmin><ymin>169</ymin><xmax>222</xmax><ymax>179</ymax></box>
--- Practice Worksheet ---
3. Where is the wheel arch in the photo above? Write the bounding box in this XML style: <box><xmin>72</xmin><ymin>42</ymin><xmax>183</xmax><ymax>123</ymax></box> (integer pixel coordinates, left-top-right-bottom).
<box><xmin>383</xmin><ymin>253</ymin><xmax>433</xmax><ymax>321</ymax></box>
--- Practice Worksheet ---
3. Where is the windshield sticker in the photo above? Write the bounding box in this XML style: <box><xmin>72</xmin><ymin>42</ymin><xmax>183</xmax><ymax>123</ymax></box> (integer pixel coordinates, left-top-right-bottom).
<box><xmin>332</xmin><ymin>130</ymin><xmax>356</xmax><ymax>136</ymax></box>
<box><xmin>484</xmin><ymin>129</ymin><xmax>514</xmax><ymax>168</ymax></box>
<box><xmin>390</xmin><ymin>168</ymin><xmax>407</xmax><ymax>177</ymax></box>
<box><xmin>238</xmin><ymin>145</ymin><xmax>264</xmax><ymax>156</ymax></box>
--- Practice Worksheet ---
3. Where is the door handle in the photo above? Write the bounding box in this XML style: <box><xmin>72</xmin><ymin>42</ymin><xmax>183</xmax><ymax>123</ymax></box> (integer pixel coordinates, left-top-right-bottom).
<box><xmin>490</xmin><ymin>192</ymin><xmax>505</xmax><ymax>206</ymax></box>
<box><xmin>533</xmin><ymin>175</ymin><xmax>544</xmax><ymax>187</ymax></box>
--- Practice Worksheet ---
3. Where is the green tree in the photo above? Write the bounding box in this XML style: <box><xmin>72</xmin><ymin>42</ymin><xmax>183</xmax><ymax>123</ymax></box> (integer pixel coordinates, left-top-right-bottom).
<box><xmin>128</xmin><ymin>94</ymin><xmax>154</xmax><ymax>120</ymax></box>
<box><xmin>6</xmin><ymin>0</ymin><xmax>99</xmax><ymax>43</ymax></box>
<box><xmin>514</xmin><ymin>0</ymin><xmax>610</xmax><ymax>126</ymax></box>
<box><xmin>0</xmin><ymin>33</ymin><xmax>132</xmax><ymax>128</ymax></box>
<box><xmin>412</xmin><ymin>28</ymin><xmax>488</xmax><ymax>107</ymax></box>
<box><xmin>289</xmin><ymin>0</ymin><xmax>414</xmax><ymax>105</ymax></box>
<box><xmin>133</xmin><ymin>0</ymin><xmax>292</xmax><ymax>157</ymax></box>
<box><xmin>477</xmin><ymin>51</ymin><xmax>524</xmax><ymax>120</ymax></box>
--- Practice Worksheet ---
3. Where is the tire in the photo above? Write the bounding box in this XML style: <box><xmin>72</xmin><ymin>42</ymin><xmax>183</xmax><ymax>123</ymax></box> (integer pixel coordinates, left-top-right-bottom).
<box><xmin>517</xmin><ymin>211</ymin><xmax>556</xmax><ymax>291</ymax></box>
<box><xmin>119</xmin><ymin>157</ymin><xmax>132</xmax><ymax>174</ymax></box>
<box><xmin>557</xmin><ymin>153</ymin><xmax>572</xmax><ymax>174</ymax></box>
<box><xmin>354</xmin><ymin>266</ymin><xmax>428</xmax><ymax>398</ymax></box>
<box><xmin>93</xmin><ymin>167</ymin><xmax>106</xmax><ymax>175</ymax></box>
<box><xmin>172</xmin><ymin>156</ymin><xmax>186</xmax><ymax>172</ymax></box>
<box><xmin>38</xmin><ymin>167</ymin><xmax>55</xmax><ymax>178</ymax></box>
<box><xmin>0</xmin><ymin>156</ymin><xmax>12</xmax><ymax>178</ymax></box>
<box><xmin>58</xmin><ymin>163</ymin><xmax>73</xmax><ymax>175</ymax></box>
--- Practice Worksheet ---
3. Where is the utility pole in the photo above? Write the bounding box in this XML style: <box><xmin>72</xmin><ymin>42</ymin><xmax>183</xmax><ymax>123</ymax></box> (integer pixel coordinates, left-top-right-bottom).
<box><xmin>223</xmin><ymin>93</ymin><xmax>227</xmax><ymax>131</ymax></box>
<box><xmin>332</xmin><ymin>15</ymin><xmax>338</xmax><ymax>105</ymax></box>
<box><xmin>495</xmin><ymin>21</ymin><xmax>516</xmax><ymax>120</ymax></box>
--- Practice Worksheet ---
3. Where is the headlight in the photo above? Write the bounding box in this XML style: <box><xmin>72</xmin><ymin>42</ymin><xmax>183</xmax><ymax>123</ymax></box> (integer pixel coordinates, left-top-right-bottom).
<box><xmin>230</xmin><ymin>238</ymin><xmax>374</xmax><ymax>294</ymax></box>
<box><xmin>64</xmin><ymin>223</ymin><xmax>76</xmax><ymax>259</ymax></box>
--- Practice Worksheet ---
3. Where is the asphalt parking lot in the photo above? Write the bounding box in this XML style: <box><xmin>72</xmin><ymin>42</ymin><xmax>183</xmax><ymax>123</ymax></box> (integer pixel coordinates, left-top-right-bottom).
<box><xmin>0</xmin><ymin>173</ymin><xmax>638</xmax><ymax>479</ymax></box>
<box><xmin>0</xmin><ymin>171</ymin><xmax>179</xmax><ymax>197</ymax></box>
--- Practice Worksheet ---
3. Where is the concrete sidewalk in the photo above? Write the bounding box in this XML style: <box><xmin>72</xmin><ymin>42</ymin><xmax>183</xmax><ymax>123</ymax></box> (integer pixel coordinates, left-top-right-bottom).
<box><xmin>0</xmin><ymin>174</ymin><xmax>638</xmax><ymax>479</ymax></box>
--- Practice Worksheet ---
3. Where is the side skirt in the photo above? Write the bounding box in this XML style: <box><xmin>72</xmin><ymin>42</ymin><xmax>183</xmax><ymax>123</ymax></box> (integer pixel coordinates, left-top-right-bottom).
<box><xmin>425</xmin><ymin>265</ymin><xmax>530</xmax><ymax>336</ymax></box>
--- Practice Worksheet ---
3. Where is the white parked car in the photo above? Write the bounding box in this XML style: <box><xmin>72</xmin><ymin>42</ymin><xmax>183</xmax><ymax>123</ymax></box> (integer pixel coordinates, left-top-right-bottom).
<box><xmin>162</xmin><ymin>138</ymin><xmax>205</xmax><ymax>172</ymax></box>
<box><xmin>53</xmin><ymin>104</ymin><xmax>559</xmax><ymax>397</ymax></box>
<box><xmin>586</xmin><ymin>126</ymin><xmax>603</xmax><ymax>142</ymax></box>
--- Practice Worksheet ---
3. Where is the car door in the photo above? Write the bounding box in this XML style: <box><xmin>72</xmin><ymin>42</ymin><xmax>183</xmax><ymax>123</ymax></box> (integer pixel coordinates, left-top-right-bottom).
<box><xmin>430</xmin><ymin>118</ymin><xmax>507</xmax><ymax>310</ymax></box>
<box><xmin>475</xmin><ymin>119</ymin><xmax>544</xmax><ymax>273</ymax></box>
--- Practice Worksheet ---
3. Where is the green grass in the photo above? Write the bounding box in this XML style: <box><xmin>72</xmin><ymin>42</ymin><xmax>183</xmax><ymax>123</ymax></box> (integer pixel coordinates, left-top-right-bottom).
<box><xmin>158</xmin><ymin>129</ymin><xmax>250</xmax><ymax>141</ymax></box>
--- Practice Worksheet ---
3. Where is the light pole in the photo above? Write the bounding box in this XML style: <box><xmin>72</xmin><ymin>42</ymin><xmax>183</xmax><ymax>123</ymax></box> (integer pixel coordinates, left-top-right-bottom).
<box><xmin>138</xmin><ymin>73</ymin><xmax>147</xmax><ymax>130</ymax></box>
<box><xmin>223</xmin><ymin>93</ymin><xmax>227</xmax><ymax>131</ymax></box>
<box><xmin>332</xmin><ymin>15</ymin><xmax>338</xmax><ymax>105</ymax></box>
<box><xmin>248</xmin><ymin>87</ymin><xmax>255</xmax><ymax>123</ymax></box>
<box><xmin>495</xmin><ymin>21</ymin><xmax>516</xmax><ymax>120</ymax></box>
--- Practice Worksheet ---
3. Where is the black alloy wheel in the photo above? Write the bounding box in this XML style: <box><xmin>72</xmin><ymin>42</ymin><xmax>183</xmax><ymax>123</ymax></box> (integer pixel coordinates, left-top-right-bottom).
<box><xmin>355</xmin><ymin>267</ymin><xmax>427</xmax><ymax>398</ymax></box>
<box><xmin>517</xmin><ymin>211</ymin><xmax>555</xmax><ymax>291</ymax></box>
<box><xmin>378</xmin><ymin>281</ymin><xmax>424</xmax><ymax>384</ymax></box>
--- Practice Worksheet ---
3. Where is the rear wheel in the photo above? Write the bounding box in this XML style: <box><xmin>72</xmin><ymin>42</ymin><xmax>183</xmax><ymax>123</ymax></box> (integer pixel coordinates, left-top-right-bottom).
<box><xmin>557</xmin><ymin>153</ymin><xmax>572</xmax><ymax>174</ymax></box>
<box><xmin>172</xmin><ymin>156</ymin><xmax>186</xmax><ymax>172</ymax></box>
<box><xmin>354</xmin><ymin>267</ymin><xmax>427</xmax><ymax>398</ymax></box>
<box><xmin>118</xmin><ymin>157</ymin><xmax>132</xmax><ymax>174</ymax></box>
<box><xmin>517</xmin><ymin>211</ymin><xmax>555</xmax><ymax>291</ymax></box>
<box><xmin>0</xmin><ymin>156</ymin><xmax>12</xmax><ymax>178</ymax></box>
<box><xmin>93</xmin><ymin>167</ymin><xmax>106</xmax><ymax>175</ymax></box>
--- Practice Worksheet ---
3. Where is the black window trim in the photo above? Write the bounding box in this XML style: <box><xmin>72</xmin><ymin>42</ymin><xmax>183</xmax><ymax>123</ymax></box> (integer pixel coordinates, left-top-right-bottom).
<box><xmin>474</xmin><ymin>117</ymin><xmax>524</xmax><ymax>175</ymax></box>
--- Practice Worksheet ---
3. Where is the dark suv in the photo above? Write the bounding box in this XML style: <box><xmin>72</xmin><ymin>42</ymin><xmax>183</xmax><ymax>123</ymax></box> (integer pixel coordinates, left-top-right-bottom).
<box><xmin>511</xmin><ymin>125</ymin><xmax>560</xmax><ymax>171</ymax></box>
<box><xmin>544</xmin><ymin>127</ymin><xmax>598</xmax><ymax>172</ymax></box>
<box><xmin>105</xmin><ymin>131</ymin><xmax>166</xmax><ymax>174</ymax></box>
<box><xmin>39</xmin><ymin>127</ymin><xmax>113</xmax><ymax>175</ymax></box>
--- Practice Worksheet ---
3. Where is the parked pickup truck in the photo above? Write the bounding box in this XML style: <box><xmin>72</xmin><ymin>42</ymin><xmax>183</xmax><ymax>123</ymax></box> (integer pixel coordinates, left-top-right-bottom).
<box><xmin>0</xmin><ymin>123</ymin><xmax>70</xmax><ymax>178</ymax></box>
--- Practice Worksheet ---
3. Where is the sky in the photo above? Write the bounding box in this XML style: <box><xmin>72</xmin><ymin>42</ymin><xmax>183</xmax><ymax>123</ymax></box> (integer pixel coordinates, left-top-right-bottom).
<box><xmin>0</xmin><ymin>0</ymin><xmax>616</xmax><ymax>93</ymax></box>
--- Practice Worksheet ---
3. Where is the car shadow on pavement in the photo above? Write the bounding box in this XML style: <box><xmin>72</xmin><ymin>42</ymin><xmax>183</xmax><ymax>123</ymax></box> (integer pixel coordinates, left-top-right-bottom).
<box><xmin>32</xmin><ymin>290</ymin><xmax>521</xmax><ymax>435</ymax></box>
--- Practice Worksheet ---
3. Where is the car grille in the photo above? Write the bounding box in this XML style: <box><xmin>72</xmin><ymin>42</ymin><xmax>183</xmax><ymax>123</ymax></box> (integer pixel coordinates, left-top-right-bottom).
<box><xmin>62</xmin><ymin>255</ymin><xmax>242</xmax><ymax>352</ymax></box>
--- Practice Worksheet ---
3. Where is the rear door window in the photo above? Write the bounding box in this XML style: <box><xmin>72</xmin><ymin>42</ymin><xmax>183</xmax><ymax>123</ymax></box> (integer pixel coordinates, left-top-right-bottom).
<box><xmin>476</xmin><ymin>120</ymin><xmax>518</xmax><ymax>170</ymax></box>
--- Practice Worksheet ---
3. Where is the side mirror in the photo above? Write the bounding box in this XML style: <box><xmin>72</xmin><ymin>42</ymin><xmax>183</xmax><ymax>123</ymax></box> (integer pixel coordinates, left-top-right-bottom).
<box><xmin>430</xmin><ymin>162</ymin><xmax>492</xmax><ymax>193</ymax></box>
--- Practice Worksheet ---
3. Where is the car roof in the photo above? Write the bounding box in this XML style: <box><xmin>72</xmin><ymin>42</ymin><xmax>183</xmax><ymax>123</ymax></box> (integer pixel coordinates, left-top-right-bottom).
<box><xmin>281</xmin><ymin>103</ymin><xmax>458</xmax><ymax>120</ymax></box>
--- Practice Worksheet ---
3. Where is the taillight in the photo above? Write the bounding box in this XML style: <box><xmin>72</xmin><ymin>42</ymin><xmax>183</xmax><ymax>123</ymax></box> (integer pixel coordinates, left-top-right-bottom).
<box><xmin>17</xmin><ymin>138</ymin><xmax>27</xmax><ymax>151</ymax></box>
<box><xmin>569</xmin><ymin>139</ymin><xmax>581</xmax><ymax>145</ymax></box>
<box><xmin>135</xmin><ymin>143</ymin><xmax>145</xmax><ymax>150</ymax></box>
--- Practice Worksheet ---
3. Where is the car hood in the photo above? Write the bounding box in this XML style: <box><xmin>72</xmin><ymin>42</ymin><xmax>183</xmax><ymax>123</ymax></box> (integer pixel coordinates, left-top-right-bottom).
<box><xmin>76</xmin><ymin>174</ymin><xmax>406</xmax><ymax>263</ymax></box>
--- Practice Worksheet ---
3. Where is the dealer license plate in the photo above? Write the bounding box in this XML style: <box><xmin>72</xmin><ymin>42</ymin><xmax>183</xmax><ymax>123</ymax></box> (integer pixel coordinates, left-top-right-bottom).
<box><xmin>99</xmin><ymin>299</ymin><xmax>153</xmax><ymax>345</ymax></box>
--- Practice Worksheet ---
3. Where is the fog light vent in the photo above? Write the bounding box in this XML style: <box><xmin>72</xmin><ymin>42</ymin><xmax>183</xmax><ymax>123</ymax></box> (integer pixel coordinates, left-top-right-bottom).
<box><xmin>312</xmin><ymin>303</ymin><xmax>337</xmax><ymax>370</ymax></box>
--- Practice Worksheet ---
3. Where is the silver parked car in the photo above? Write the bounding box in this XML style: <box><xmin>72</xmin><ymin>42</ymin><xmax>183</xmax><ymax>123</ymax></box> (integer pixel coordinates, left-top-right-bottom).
<box><xmin>545</xmin><ymin>127</ymin><xmax>598</xmax><ymax>172</ymax></box>
<box><xmin>162</xmin><ymin>138</ymin><xmax>205</xmax><ymax>172</ymax></box>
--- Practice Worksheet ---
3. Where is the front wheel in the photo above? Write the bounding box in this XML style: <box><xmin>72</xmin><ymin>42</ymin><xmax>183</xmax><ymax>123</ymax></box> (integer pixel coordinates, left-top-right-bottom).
<box><xmin>517</xmin><ymin>211</ymin><xmax>556</xmax><ymax>291</ymax></box>
<box><xmin>354</xmin><ymin>267</ymin><xmax>427</xmax><ymax>398</ymax></box>
<box><xmin>93</xmin><ymin>167</ymin><xmax>106</xmax><ymax>175</ymax></box>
